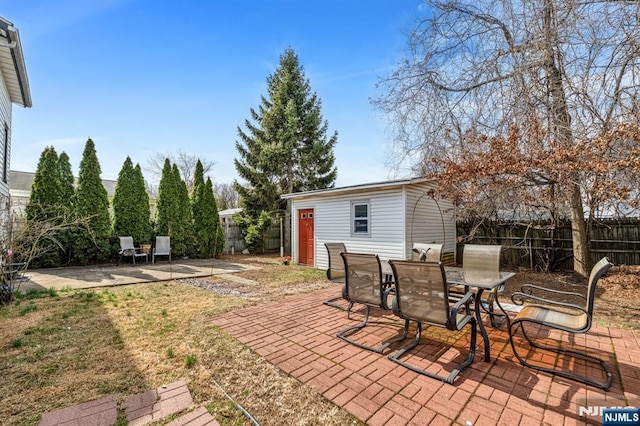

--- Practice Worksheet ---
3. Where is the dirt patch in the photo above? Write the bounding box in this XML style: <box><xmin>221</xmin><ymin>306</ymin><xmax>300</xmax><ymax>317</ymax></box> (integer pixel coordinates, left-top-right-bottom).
<box><xmin>499</xmin><ymin>264</ymin><xmax>640</xmax><ymax>329</ymax></box>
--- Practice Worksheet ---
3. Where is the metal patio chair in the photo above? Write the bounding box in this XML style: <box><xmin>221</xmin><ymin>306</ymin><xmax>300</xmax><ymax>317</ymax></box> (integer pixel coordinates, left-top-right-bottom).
<box><xmin>387</xmin><ymin>260</ymin><xmax>477</xmax><ymax>384</ymax></box>
<box><xmin>450</xmin><ymin>244</ymin><xmax>505</xmax><ymax>327</ymax></box>
<box><xmin>508</xmin><ymin>257</ymin><xmax>614</xmax><ymax>390</ymax></box>
<box><xmin>152</xmin><ymin>236</ymin><xmax>171</xmax><ymax>264</ymax></box>
<box><xmin>323</xmin><ymin>242</ymin><xmax>352</xmax><ymax>312</ymax></box>
<box><xmin>336</xmin><ymin>252</ymin><xmax>404</xmax><ymax>353</ymax></box>
<box><xmin>118</xmin><ymin>236</ymin><xmax>148</xmax><ymax>265</ymax></box>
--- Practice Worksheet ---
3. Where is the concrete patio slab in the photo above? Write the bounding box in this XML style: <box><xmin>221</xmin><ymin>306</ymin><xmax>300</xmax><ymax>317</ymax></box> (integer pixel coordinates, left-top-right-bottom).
<box><xmin>18</xmin><ymin>258</ymin><xmax>259</xmax><ymax>292</ymax></box>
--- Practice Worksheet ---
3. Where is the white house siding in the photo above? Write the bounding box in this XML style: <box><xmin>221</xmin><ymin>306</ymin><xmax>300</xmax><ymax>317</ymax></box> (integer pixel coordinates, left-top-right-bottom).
<box><xmin>404</xmin><ymin>183</ymin><xmax>456</xmax><ymax>260</ymax></box>
<box><xmin>0</xmin><ymin>74</ymin><xmax>11</xmax><ymax>199</ymax></box>
<box><xmin>291</xmin><ymin>187</ymin><xmax>407</xmax><ymax>270</ymax></box>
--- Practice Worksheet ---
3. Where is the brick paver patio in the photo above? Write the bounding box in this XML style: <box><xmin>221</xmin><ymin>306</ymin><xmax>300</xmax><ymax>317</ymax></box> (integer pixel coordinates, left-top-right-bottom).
<box><xmin>210</xmin><ymin>286</ymin><xmax>640</xmax><ymax>425</ymax></box>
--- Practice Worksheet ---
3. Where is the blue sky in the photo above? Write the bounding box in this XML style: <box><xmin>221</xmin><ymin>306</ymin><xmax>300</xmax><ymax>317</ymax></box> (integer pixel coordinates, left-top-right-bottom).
<box><xmin>5</xmin><ymin>0</ymin><xmax>420</xmax><ymax>188</ymax></box>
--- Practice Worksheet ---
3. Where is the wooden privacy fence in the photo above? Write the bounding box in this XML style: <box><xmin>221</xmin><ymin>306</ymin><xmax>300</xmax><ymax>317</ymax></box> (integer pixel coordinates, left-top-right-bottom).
<box><xmin>222</xmin><ymin>223</ymin><xmax>281</xmax><ymax>254</ymax></box>
<box><xmin>457</xmin><ymin>218</ymin><xmax>640</xmax><ymax>270</ymax></box>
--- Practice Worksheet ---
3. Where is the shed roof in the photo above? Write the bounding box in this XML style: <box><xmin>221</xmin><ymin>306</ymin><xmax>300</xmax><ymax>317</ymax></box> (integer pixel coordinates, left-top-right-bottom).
<box><xmin>280</xmin><ymin>177</ymin><xmax>432</xmax><ymax>200</ymax></box>
<box><xmin>0</xmin><ymin>17</ymin><xmax>31</xmax><ymax>108</ymax></box>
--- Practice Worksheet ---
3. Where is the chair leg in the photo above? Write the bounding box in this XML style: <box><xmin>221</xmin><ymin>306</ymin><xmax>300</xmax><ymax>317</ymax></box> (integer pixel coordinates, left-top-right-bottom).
<box><xmin>509</xmin><ymin>320</ymin><xmax>613</xmax><ymax>391</ymax></box>
<box><xmin>336</xmin><ymin>307</ymin><xmax>406</xmax><ymax>353</ymax></box>
<box><xmin>388</xmin><ymin>319</ymin><xmax>477</xmax><ymax>384</ymax></box>
<box><xmin>323</xmin><ymin>296</ymin><xmax>352</xmax><ymax>312</ymax></box>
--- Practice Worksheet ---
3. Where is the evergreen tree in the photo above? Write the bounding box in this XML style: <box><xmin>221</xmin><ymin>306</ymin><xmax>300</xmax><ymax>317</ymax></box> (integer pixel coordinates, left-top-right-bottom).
<box><xmin>26</xmin><ymin>147</ymin><xmax>62</xmax><ymax>221</ymax></box>
<box><xmin>58</xmin><ymin>152</ymin><xmax>75</xmax><ymax>208</ymax></box>
<box><xmin>191</xmin><ymin>161</ymin><xmax>223</xmax><ymax>258</ymax></box>
<box><xmin>134</xmin><ymin>164</ymin><xmax>152</xmax><ymax>242</ymax></box>
<box><xmin>58</xmin><ymin>152</ymin><xmax>75</xmax><ymax>264</ymax></box>
<box><xmin>155</xmin><ymin>159</ymin><xmax>193</xmax><ymax>257</ymax></box>
<box><xmin>25</xmin><ymin>147</ymin><xmax>63</xmax><ymax>267</ymax></box>
<box><xmin>113</xmin><ymin>157</ymin><xmax>151</xmax><ymax>245</ymax></box>
<box><xmin>171</xmin><ymin>164</ymin><xmax>193</xmax><ymax>257</ymax></box>
<box><xmin>72</xmin><ymin>138</ymin><xmax>111</xmax><ymax>265</ymax></box>
<box><xmin>234</xmin><ymin>47</ymin><xmax>337</xmax><ymax>250</ymax></box>
<box><xmin>155</xmin><ymin>159</ymin><xmax>174</xmax><ymax>237</ymax></box>
<box><xmin>207</xmin><ymin>177</ymin><xmax>225</xmax><ymax>257</ymax></box>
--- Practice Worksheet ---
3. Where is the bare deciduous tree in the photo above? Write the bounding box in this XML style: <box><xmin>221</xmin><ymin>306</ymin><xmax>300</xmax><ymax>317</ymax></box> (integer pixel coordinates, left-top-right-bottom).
<box><xmin>213</xmin><ymin>182</ymin><xmax>239</xmax><ymax>211</ymax></box>
<box><xmin>1</xmin><ymin>200</ymin><xmax>92</xmax><ymax>304</ymax></box>
<box><xmin>146</xmin><ymin>149</ymin><xmax>215</xmax><ymax>194</ymax></box>
<box><xmin>375</xmin><ymin>0</ymin><xmax>640</xmax><ymax>276</ymax></box>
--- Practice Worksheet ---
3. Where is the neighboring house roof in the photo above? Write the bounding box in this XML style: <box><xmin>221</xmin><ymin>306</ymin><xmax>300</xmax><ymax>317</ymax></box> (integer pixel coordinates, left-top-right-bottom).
<box><xmin>218</xmin><ymin>207</ymin><xmax>242</xmax><ymax>217</ymax></box>
<box><xmin>10</xmin><ymin>170</ymin><xmax>134</xmax><ymax>199</ymax></box>
<box><xmin>0</xmin><ymin>17</ymin><xmax>31</xmax><ymax>108</ymax></box>
<box><xmin>280</xmin><ymin>177</ymin><xmax>432</xmax><ymax>200</ymax></box>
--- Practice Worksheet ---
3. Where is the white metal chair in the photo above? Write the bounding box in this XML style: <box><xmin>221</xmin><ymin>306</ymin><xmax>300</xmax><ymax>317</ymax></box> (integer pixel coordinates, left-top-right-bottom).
<box><xmin>153</xmin><ymin>236</ymin><xmax>171</xmax><ymax>264</ymax></box>
<box><xmin>118</xmin><ymin>236</ymin><xmax>148</xmax><ymax>265</ymax></box>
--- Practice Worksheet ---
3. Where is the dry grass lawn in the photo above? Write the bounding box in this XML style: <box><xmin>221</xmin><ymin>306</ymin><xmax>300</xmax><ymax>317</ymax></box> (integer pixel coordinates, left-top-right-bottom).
<box><xmin>2</xmin><ymin>253</ymin><xmax>638</xmax><ymax>425</ymax></box>
<box><xmin>0</xmin><ymin>255</ymin><xmax>360</xmax><ymax>426</ymax></box>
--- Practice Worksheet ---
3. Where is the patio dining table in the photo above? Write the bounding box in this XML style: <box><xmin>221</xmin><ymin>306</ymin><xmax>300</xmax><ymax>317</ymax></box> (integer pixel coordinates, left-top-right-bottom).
<box><xmin>445</xmin><ymin>266</ymin><xmax>515</xmax><ymax>361</ymax></box>
<box><xmin>381</xmin><ymin>261</ymin><xmax>515</xmax><ymax>362</ymax></box>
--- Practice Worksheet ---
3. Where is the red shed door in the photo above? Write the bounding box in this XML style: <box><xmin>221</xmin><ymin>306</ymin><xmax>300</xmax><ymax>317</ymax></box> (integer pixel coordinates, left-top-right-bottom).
<box><xmin>298</xmin><ymin>209</ymin><xmax>315</xmax><ymax>266</ymax></box>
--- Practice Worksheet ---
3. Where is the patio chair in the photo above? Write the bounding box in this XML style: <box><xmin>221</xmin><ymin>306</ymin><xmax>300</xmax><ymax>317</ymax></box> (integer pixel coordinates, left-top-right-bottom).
<box><xmin>118</xmin><ymin>236</ymin><xmax>148</xmax><ymax>265</ymax></box>
<box><xmin>411</xmin><ymin>243</ymin><xmax>442</xmax><ymax>263</ymax></box>
<box><xmin>336</xmin><ymin>252</ymin><xmax>404</xmax><ymax>353</ymax></box>
<box><xmin>508</xmin><ymin>257</ymin><xmax>614</xmax><ymax>390</ymax></box>
<box><xmin>451</xmin><ymin>244</ymin><xmax>504</xmax><ymax>327</ymax></box>
<box><xmin>323</xmin><ymin>242</ymin><xmax>353</xmax><ymax>312</ymax></box>
<box><xmin>153</xmin><ymin>236</ymin><xmax>171</xmax><ymax>264</ymax></box>
<box><xmin>387</xmin><ymin>260</ymin><xmax>477</xmax><ymax>384</ymax></box>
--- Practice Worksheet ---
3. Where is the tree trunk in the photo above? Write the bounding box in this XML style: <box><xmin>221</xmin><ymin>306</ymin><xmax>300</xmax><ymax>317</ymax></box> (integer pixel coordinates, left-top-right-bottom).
<box><xmin>543</xmin><ymin>0</ymin><xmax>591</xmax><ymax>276</ymax></box>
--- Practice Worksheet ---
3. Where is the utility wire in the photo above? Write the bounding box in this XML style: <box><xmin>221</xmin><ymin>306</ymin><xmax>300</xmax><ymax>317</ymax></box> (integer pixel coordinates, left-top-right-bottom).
<box><xmin>211</xmin><ymin>378</ymin><xmax>260</xmax><ymax>426</ymax></box>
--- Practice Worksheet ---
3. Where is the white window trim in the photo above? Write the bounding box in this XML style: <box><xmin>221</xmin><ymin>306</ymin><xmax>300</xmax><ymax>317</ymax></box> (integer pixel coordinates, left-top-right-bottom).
<box><xmin>351</xmin><ymin>200</ymin><xmax>371</xmax><ymax>236</ymax></box>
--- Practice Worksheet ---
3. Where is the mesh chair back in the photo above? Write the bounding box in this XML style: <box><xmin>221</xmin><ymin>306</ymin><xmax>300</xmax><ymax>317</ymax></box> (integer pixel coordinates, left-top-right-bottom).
<box><xmin>325</xmin><ymin>242</ymin><xmax>346</xmax><ymax>281</ymax></box>
<box><xmin>585</xmin><ymin>257</ymin><xmax>614</xmax><ymax>318</ymax></box>
<box><xmin>390</xmin><ymin>260</ymin><xmax>450</xmax><ymax>326</ymax></box>
<box><xmin>119</xmin><ymin>236</ymin><xmax>135</xmax><ymax>253</ymax></box>
<box><xmin>155</xmin><ymin>236</ymin><xmax>171</xmax><ymax>255</ymax></box>
<box><xmin>463</xmin><ymin>244</ymin><xmax>502</xmax><ymax>285</ymax></box>
<box><xmin>411</xmin><ymin>243</ymin><xmax>443</xmax><ymax>263</ymax></box>
<box><xmin>341</xmin><ymin>252</ymin><xmax>383</xmax><ymax>306</ymax></box>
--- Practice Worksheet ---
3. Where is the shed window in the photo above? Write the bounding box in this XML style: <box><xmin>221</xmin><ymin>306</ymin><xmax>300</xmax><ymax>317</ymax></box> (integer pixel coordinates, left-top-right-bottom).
<box><xmin>352</xmin><ymin>202</ymin><xmax>370</xmax><ymax>235</ymax></box>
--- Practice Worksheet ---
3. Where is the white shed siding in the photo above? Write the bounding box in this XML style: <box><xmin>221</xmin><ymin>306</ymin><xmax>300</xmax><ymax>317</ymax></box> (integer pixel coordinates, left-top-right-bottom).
<box><xmin>404</xmin><ymin>183</ymin><xmax>456</xmax><ymax>259</ymax></box>
<box><xmin>291</xmin><ymin>187</ymin><xmax>407</xmax><ymax>270</ymax></box>
<box><xmin>0</xmin><ymin>73</ymin><xmax>11</xmax><ymax>198</ymax></box>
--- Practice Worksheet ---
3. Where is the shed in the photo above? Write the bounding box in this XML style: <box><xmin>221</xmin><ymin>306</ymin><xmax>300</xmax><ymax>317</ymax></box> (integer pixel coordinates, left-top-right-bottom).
<box><xmin>281</xmin><ymin>177</ymin><xmax>456</xmax><ymax>270</ymax></box>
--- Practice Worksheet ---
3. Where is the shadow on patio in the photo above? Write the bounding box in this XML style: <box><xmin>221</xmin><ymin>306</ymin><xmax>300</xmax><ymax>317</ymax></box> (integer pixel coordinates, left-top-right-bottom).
<box><xmin>210</xmin><ymin>286</ymin><xmax>640</xmax><ymax>425</ymax></box>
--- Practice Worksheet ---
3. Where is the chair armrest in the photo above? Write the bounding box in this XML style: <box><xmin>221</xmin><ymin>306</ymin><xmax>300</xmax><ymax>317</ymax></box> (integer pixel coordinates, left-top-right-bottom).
<box><xmin>511</xmin><ymin>291</ymin><xmax>588</xmax><ymax>313</ymax></box>
<box><xmin>381</xmin><ymin>285</ymin><xmax>396</xmax><ymax>310</ymax></box>
<box><xmin>511</xmin><ymin>284</ymin><xmax>585</xmax><ymax>306</ymax></box>
<box><xmin>449</xmin><ymin>290</ymin><xmax>474</xmax><ymax>330</ymax></box>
